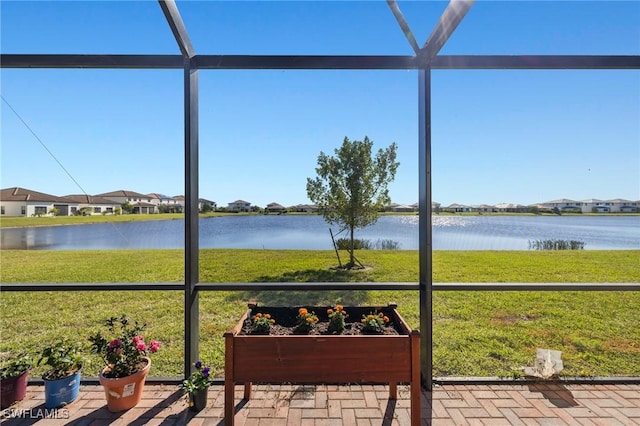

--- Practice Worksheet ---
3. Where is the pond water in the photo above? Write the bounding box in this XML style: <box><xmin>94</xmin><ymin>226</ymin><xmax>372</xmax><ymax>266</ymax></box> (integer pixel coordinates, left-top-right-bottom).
<box><xmin>2</xmin><ymin>215</ymin><xmax>638</xmax><ymax>251</ymax></box>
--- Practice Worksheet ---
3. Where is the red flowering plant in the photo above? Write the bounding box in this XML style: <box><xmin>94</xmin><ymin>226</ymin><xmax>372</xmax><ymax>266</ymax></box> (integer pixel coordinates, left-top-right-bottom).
<box><xmin>88</xmin><ymin>315</ymin><xmax>160</xmax><ymax>378</ymax></box>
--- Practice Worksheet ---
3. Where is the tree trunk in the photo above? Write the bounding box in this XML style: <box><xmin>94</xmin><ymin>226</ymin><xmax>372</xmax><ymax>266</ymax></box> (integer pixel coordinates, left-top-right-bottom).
<box><xmin>349</xmin><ymin>225</ymin><xmax>355</xmax><ymax>268</ymax></box>
<box><xmin>329</xmin><ymin>228</ymin><xmax>342</xmax><ymax>268</ymax></box>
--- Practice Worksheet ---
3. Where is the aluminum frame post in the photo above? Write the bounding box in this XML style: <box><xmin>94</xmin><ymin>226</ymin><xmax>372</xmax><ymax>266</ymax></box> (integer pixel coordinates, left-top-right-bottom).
<box><xmin>158</xmin><ymin>0</ymin><xmax>200</xmax><ymax>381</ymax></box>
<box><xmin>184</xmin><ymin>57</ymin><xmax>199</xmax><ymax>378</ymax></box>
<box><xmin>418</xmin><ymin>66</ymin><xmax>433</xmax><ymax>390</ymax></box>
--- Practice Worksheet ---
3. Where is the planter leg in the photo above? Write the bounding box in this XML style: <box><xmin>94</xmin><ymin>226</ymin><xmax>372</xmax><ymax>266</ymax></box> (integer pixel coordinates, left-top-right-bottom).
<box><xmin>389</xmin><ymin>382</ymin><xmax>397</xmax><ymax>399</ymax></box>
<box><xmin>410</xmin><ymin>330</ymin><xmax>421</xmax><ymax>426</ymax></box>
<box><xmin>243</xmin><ymin>382</ymin><xmax>252</xmax><ymax>400</ymax></box>
<box><xmin>225</xmin><ymin>381</ymin><xmax>234</xmax><ymax>426</ymax></box>
<box><xmin>224</xmin><ymin>331</ymin><xmax>235</xmax><ymax>425</ymax></box>
<box><xmin>411</xmin><ymin>383</ymin><xmax>420</xmax><ymax>426</ymax></box>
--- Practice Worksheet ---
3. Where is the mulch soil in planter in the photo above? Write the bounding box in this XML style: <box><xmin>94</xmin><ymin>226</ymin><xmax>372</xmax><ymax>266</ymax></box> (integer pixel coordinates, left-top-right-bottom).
<box><xmin>240</xmin><ymin>306</ymin><xmax>401</xmax><ymax>336</ymax></box>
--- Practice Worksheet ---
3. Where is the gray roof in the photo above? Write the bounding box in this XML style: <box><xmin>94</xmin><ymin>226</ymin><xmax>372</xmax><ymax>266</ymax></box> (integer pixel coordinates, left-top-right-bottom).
<box><xmin>147</xmin><ymin>193</ymin><xmax>171</xmax><ymax>199</ymax></box>
<box><xmin>543</xmin><ymin>199</ymin><xmax>577</xmax><ymax>204</ymax></box>
<box><xmin>603</xmin><ymin>198</ymin><xmax>633</xmax><ymax>203</ymax></box>
<box><xmin>266</xmin><ymin>203</ymin><xmax>286</xmax><ymax>211</ymax></box>
<box><xmin>495</xmin><ymin>203</ymin><xmax>526</xmax><ymax>209</ymax></box>
<box><xmin>95</xmin><ymin>190</ymin><xmax>149</xmax><ymax>198</ymax></box>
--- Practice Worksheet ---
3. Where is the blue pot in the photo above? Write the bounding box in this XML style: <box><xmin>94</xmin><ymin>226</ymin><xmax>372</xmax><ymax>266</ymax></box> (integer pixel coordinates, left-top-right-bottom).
<box><xmin>43</xmin><ymin>369</ymin><xmax>81</xmax><ymax>408</ymax></box>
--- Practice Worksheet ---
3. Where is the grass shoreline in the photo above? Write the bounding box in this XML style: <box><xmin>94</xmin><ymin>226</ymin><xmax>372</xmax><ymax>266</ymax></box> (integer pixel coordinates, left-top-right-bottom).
<box><xmin>1</xmin><ymin>249</ymin><xmax>638</xmax><ymax>379</ymax></box>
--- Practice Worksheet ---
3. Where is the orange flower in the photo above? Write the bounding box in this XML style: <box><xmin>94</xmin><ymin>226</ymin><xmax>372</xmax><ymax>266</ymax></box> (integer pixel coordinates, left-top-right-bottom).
<box><xmin>368</xmin><ymin>315</ymin><xmax>375</xmax><ymax>320</ymax></box>
<box><xmin>264</xmin><ymin>314</ymin><xmax>271</xmax><ymax>319</ymax></box>
<box><xmin>378</xmin><ymin>313</ymin><xmax>384</xmax><ymax>318</ymax></box>
<box><xmin>306</xmin><ymin>317</ymin><xmax>314</xmax><ymax>324</ymax></box>
<box><xmin>383</xmin><ymin>316</ymin><xmax>390</xmax><ymax>323</ymax></box>
<box><xmin>327</xmin><ymin>309</ymin><xmax>333</xmax><ymax>314</ymax></box>
<box><xmin>335</xmin><ymin>305</ymin><xmax>343</xmax><ymax>311</ymax></box>
<box><xmin>270</xmin><ymin>319</ymin><xmax>275</xmax><ymax>324</ymax></box>
<box><xmin>298</xmin><ymin>308</ymin><xmax>308</xmax><ymax>316</ymax></box>
<box><xmin>255</xmin><ymin>313</ymin><xmax>262</xmax><ymax>318</ymax></box>
<box><xmin>361</xmin><ymin>319</ymin><xmax>366</xmax><ymax>323</ymax></box>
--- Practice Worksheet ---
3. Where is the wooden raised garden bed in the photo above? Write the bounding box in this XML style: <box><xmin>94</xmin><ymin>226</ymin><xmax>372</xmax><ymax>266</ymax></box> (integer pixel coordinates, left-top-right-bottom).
<box><xmin>224</xmin><ymin>303</ymin><xmax>421</xmax><ymax>425</ymax></box>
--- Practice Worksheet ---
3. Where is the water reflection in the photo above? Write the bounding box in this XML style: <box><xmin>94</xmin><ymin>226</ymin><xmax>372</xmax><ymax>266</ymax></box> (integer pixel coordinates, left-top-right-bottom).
<box><xmin>1</xmin><ymin>215</ymin><xmax>638</xmax><ymax>251</ymax></box>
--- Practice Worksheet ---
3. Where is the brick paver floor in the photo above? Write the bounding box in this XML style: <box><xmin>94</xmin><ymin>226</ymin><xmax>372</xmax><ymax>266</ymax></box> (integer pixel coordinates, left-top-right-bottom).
<box><xmin>1</xmin><ymin>382</ymin><xmax>638</xmax><ymax>425</ymax></box>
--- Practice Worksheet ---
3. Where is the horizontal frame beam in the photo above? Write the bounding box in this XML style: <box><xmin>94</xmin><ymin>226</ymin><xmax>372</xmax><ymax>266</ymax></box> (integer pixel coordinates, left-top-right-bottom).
<box><xmin>431</xmin><ymin>55</ymin><xmax>640</xmax><ymax>69</ymax></box>
<box><xmin>0</xmin><ymin>283</ymin><xmax>183</xmax><ymax>291</ymax></box>
<box><xmin>1</xmin><ymin>282</ymin><xmax>638</xmax><ymax>292</ymax></box>
<box><xmin>0</xmin><ymin>54</ymin><xmax>184</xmax><ymax>69</ymax></box>
<box><xmin>193</xmin><ymin>55</ymin><xmax>417</xmax><ymax>69</ymax></box>
<box><xmin>2</xmin><ymin>54</ymin><xmax>638</xmax><ymax>70</ymax></box>
<box><xmin>432</xmin><ymin>283</ymin><xmax>640</xmax><ymax>291</ymax></box>
<box><xmin>434</xmin><ymin>376</ymin><xmax>640</xmax><ymax>385</ymax></box>
<box><xmin>27</xmin><ymin>375</ymin><xmax>640</xmax><ymax>385</ymax></box>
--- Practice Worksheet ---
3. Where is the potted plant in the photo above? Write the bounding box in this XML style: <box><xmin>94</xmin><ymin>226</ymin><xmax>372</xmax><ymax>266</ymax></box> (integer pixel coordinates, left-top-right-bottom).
<box><xmin>224</xmin><ymin>302</ymin><xmax>421</xmax><ymax>426</ymax></box>
<box><xmin>88</xmin><ymin>315</ymin><xmax>160</xmax><ymax>412</ymax></box>
<box><xmin>182</xmin><ymin>360</ymin><xmax>212</xmax><ymax>411</ymax></box>
<box><xmin>0</xmin><ymin>352</ymin><xmax>31</xmax><ymax>409</ymax></box>
<box><xmin>38</xmin><ymin>339</ymin><xmax>85</xmax><ymax>408</ymax></box>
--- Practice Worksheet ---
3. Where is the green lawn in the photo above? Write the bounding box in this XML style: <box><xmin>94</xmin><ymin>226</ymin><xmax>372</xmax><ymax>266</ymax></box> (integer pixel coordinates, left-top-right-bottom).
<box><xmin>1</xmin><ymin>249</ymin><xmax>638</xmax><ymax>379</ymax></box>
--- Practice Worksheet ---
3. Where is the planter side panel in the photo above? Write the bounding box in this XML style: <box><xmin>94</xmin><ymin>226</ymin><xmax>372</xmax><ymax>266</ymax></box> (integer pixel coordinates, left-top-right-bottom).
<box><xmin>232</xmin><ymin>335</ymin><xmax>411</xmax><ymax>383</ymax></box>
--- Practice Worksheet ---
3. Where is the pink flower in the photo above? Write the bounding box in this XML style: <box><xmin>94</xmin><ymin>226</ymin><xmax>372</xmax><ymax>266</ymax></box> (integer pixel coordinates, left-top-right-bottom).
<box><xmin>133</xmin><ymin>335</ymin><xmax>144</xmax><ymax>344</ymax></box>
<box><xmin>136</xmin><ymin>342</ymin><xmax>147</xmax><ymax>351</ymax></box>
<box><xmin>115</xmin><ymin>348</ymin><xmax>123</xmax><ymax>356</ymax></box>
<box><xmin>108</xmin><ymin>339</ymin><xmax>122</xmax><ymax>348</ymax></box>
<box><xmin>149</xmin><ymin>340</ymin><xmax>161</xmax><ymax>353</ymax></box>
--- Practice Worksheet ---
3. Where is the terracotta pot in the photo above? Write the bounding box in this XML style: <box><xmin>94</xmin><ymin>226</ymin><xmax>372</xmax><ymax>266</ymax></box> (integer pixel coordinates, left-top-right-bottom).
<box><xmin>0</xmin><ymin>369</ymin><xmax>30</xmax><ymax>409</ymax></box>
<box><xmin>188</xmin><ymin>388</ymin><xmax>208</xmax><ymax>412</ymax></box>
<box><xmin>98</xmin><ymin>357</ymin><xmax>150</xmax><ymax>412</ymax></box>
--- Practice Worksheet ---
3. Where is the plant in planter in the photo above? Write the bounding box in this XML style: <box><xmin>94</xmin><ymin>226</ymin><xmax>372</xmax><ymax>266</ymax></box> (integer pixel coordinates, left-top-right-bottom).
<box><xmin>295</xmin><ymin>307</ymin><xmax>319</xmax><ymax>333</ymax></box>
<box><xmin>182</xmin><ymin>360</ymin><xmax>212</xmax><ymax>411</ymax></box>
<box><xmin>0</xmin><ymin>352</ymin><xmax>31</xmax><ymax>409</ymax></box>
<box><xmin>327</xmin><ymin>305</ymin><xmax>348</xmax><ymax>333</ymax></box>
<box><xmin>224</xmin><ymin>303</ymin><xmax>421</xmax><ymax>426</ymax></box>
<box><xmin>38</xmin><ymin>339</ymin><xmax>85</xmax><ymax>408</ymax></box>
<box><xmin>250</xmin><ymin>312</ymin><xmax>275</xmax><ymax>335</ymax></box>
<box><xmin>361</xmin><ymin>311</ymin><xmax>390</xmax><ymax>334</ymax></box>
<box><xmin>88</xmin><ymin>315</ymin><xmax>161</xmax><ymax>412</ymax></box>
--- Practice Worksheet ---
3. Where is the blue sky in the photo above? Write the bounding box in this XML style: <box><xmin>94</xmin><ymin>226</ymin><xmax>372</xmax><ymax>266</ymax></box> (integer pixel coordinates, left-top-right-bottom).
<box><xmin>1</xmin><ymin>1</ymin><xmax>639</xmax><ymax>208</ymax></box>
